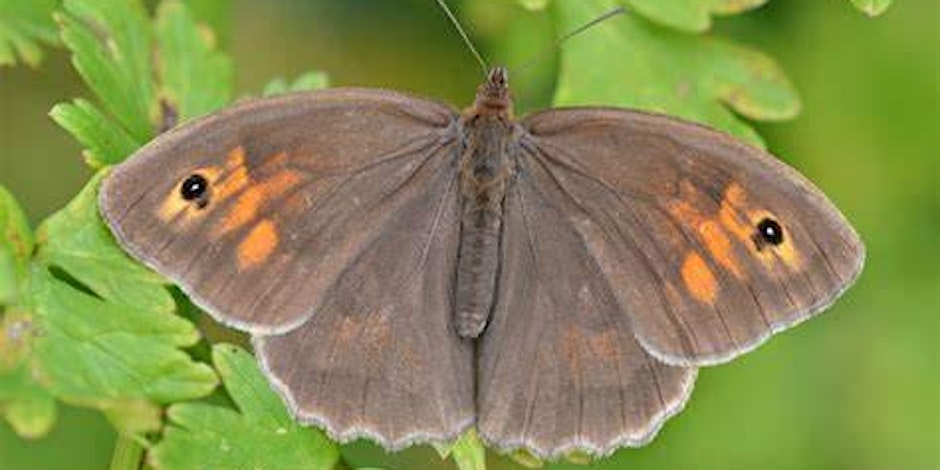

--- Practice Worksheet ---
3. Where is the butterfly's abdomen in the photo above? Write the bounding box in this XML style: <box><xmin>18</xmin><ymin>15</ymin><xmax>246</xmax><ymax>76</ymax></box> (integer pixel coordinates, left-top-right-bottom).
<box><xmin>455</xmin><ymin>210</ymin><xmax>502</xmax><ymax>338</ymax></box>
<box><xmin>454</xmin><ymin>117</ymin><xmax>514</xmax><ymax>339</ymax></box>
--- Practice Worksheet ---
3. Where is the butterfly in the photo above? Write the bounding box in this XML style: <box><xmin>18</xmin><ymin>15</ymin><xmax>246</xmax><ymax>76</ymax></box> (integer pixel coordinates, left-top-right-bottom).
<box><xmin>99</xmin><ymin>66</ymin><xmax>864</xmax><ymax>459</ymax></box>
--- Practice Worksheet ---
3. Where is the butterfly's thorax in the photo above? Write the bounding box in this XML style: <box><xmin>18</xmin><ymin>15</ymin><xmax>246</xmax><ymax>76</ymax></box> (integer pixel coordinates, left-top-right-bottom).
<box><xmin>454</xmin><ymin>67</ymin><xmax>516</xmax><ymax>338</ymax></box>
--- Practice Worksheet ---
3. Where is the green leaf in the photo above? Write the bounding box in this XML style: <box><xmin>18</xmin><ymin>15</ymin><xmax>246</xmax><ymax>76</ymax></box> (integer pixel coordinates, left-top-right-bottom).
<box><xmin>849</xmin><ymin>0</ymin><xmax>892</xmax><ymax>17</ymax></box>
<box><xmin>262</xmin><ymin>71</ymin><xmax>330</xmax><ymax>96</ymax></box>
<box><xmin>0</xmin><ymin>186</ymin><xmax>33</xmax><ymax>306</ymax></box>
<box><xmin>150</xmin><ymin>344</ymin><xmax>340</xmax><ymax>470</ymax></box>
<box><xmin>433</xmin><ymin>430</ymin><xmax>487</xmax><ymax>470</ymax></box>
<box><xmin>36</xmin><ymin>173</ymin><xmax>169</xmax><ymax>309</ymax></box>
<box><xmin>0</xmin><ymin>188</ymin><xmax>55</xmax><ymax>439</ymax></box>
<box><xmin>49</xmin><ymin>99</ymin><xmax>141</xmax><ymax>169</ymax></box>
<box><xmin>58</xmin><ymin>0</ymin><xmax>156</xmax><ymax>143</ymax></box>
<box><xmin>30</xmin><ymin>172</ymin><xmax>217</xmax><ymax>434</ymax></box>
<box><xmin>449</xmin><ymin>430</ymin><xmax>487</xmax><ymax>470</ymax></box>
<box><xmin>0</xmin><ymin>0</ymin><xmax>59</xmax><ymax>67</ymax></box>
<box><xmin>553</xmin><ymin>0</ymin><xmax>800</xmax><ymax>146</ymax></box>
<box><xmin>623</xmin><ymin>0</ymin><xmax>767</xmax><ymax>33</ymax></box>
<box><xmin>515</xmin><ymin>0</ymin><xmax>766</xmax><ymax>31</ymax></box>
<box><xmin>156</xmin><ymin>0</ymin><xmax>233</xmax><ymax>122</ymax></box>
<box><xmin>0</xmin><ymin>311</ymin><xmax>56</xmax><ymax>439</ymax></box>
<box><xmin>0</xmin><ymin>363</ymin><xmax>56</xmax><ymax>438</ymax></box>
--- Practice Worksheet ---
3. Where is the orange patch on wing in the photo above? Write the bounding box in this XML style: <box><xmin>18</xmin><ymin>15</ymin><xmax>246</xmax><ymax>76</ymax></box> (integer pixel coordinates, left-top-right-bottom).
<box><xmin>667</xmin><ymin>198</ymin><xmax>703</xmax><ymax>224</ymax></box>
<box><xmin>668</xmin><ymin>182</ymin><xmax>745</xmax><ymax>280</ymax></box>
<box><xmin>698</xmin><ymin>220</ymin><xmax>744</xmax><ymax>279</ymax></box>
<box><xmin>213</xmin><ymin>147</ymin><xmax>252</xmax><ymax>202</ymax></box>
<box><xmin>237</xmin><ymin>219</ymin><xmax>279</xmax><ymax>269</ymax></box>
<box><xmin>724</xmin><ymin>182</ymin><xmax>747</xmax><ymax>206</ymax></box>
<box><xmin>216</xmin><ymin>167</ymin><xmax>300</xmax><ymax>235</ymax></box>
<box><xmin>718</xmin><ymin>183</ymin><xmax>754</xmax><ymax>242</ymax></box>
<box><xmin>681</xmin><ymin>252</ymin><xmax>718</xmax><ymax>305</ymax></box>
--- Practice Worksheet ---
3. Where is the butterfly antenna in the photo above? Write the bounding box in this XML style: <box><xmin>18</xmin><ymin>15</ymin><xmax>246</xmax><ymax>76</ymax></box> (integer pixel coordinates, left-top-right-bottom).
<box><xmin>436</xmin><ymin>0</ymin><xmax>489</xmax><ymax>77</ymax></box>
<box><xmin>515</xmin><ymin>6</ymin><xmax>627</xmax><ymax>75</ymax></box>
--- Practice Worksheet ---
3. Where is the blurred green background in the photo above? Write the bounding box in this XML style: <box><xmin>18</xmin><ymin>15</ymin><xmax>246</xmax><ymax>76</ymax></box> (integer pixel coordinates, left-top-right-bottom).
<box><xmin>0</xmin><ymin>0</ymin><xmax>936</xmax><ymax>469</ymax></box>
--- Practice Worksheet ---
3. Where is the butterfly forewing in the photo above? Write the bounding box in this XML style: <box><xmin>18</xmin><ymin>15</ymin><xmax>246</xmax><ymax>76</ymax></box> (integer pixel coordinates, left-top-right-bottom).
<box><xmin>520</xmin><ymin>108</ymin><xmax>865</xmax><ymax>366</ymax></box>
<box><xmin>100</xmin><ymin>89</ymin><xmax>459</xmax><ymax>335</ymax></box>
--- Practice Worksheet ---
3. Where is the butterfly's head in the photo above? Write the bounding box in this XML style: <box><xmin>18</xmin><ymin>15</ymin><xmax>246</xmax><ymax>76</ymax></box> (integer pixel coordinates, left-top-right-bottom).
<box><xmin>474</xmin><ymin>66</ymin><xmax>513</xmax><ymax>116</ymax></box>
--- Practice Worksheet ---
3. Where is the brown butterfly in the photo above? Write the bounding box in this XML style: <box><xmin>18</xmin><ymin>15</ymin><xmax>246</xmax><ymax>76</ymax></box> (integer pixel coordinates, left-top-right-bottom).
<box><xmin>99</xmin><ymin>65</ymin><xmax>864</xmax><ymax>458</ymax></box>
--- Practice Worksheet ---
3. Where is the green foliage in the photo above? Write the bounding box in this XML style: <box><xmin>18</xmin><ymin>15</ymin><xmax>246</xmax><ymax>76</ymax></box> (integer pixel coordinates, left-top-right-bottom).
<box><xmin>155</xmin><ymin>0</ymin><xmax>233</xmax><ymax>121</ymax></box>
<box><xmin>623</xmin><ymin>0</ymin><xmax>766</xmax><ymax>33</ymax></box>
<box><xmin>30</xmin><ymin>173</ymin><xmax>217</xmax><ymax>435</ymax></box>
<box><xmin>0</xmin><ymin>186</ymin><xmax>32</xmax><ymax>304</ymax></box>
<box><xmin>434</xmin><ymin>430</ymin><xmax>487</xmax><ymax>470</ymax></box>
<box><xmin>150</xmin><ymin>344</ymin><xmax>340</xmax><ymax>470</ymax></box>
<box><xmin>2</xmin><ymin>0</ymin><xmax>231</xmax><ymax>448</ymax></box>
<box><xmin>0</xmin><ymin>0</ymin><xmax>59</xmax><ymax>67</ymax></box>
<box><xmin>51</xmin><ymin>0</ymin><xmax>232</xmax><ymax>170</ymax></box>
<box><xmin>57</xmin><ymin>0</ymin><xmax>156</xmax><ymax>144</ymax></box>
<box><xmin>0</xmin><ymin>337</ymin><xmax>56</xmax><ymax>439</ymax></box>
<box><xmin>0</xmin><ymin>187</ymin><xmax>55</xmax><ymax>439</ymax></box>
<box><xmin>524</xmin><ymin>0</ymin><xmax>893</xmax><ymax>20</ymax></box>
<box><xmin>49</xmin><ymin>98</ymin><xmax>141</xmax><ymax>169</ymax></box>
<box><xmin>553</xmin><ymin>0</ymin><xmax>799</xmax><ymax>146</ymax></box>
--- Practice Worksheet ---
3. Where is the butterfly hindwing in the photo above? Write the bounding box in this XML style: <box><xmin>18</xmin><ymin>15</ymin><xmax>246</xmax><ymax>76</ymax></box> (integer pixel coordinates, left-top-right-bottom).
<box><xmin>519</xmin><ymin>108</ymin><xmax>865</xmax><ymax>366</ymax></box>
<box><xmin>476</xmin><ymin>167</ymin><xmax>696</xmax><ymax>458</ymax></box>
<box><xmin>253</xmin><ymin>158</ymin><xmax>475</xmax><ymax>447</ymax></box>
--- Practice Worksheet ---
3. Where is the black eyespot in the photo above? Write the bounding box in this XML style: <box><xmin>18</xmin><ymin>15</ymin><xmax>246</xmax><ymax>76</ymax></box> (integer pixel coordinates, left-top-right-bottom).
<box><xmin>756</xmin><ymin>218</ymin><xmax>785</xmax><ymax>246</ymax></box>
<box><xmin>180</xmin><ymin>174</ymin><xmax>209</xmax><ymax>206</ymax></box>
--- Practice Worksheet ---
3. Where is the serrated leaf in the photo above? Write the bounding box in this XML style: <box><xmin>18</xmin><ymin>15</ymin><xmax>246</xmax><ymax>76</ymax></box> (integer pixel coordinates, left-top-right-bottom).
<box><xmin>849</xmin><ymin>0</ymin><xmax>892</xmax><ymax>17</ymax></box>
<box><xmin>624</xmin><ymin>0</ymin><xmax>767</xmax><ymax>33</ymax></box>
<box><xmin>0</xmin><ymin>0</ymin><xmax>59</xmax><ymax>67</ymax></box>
<box><xmin>150</xmin><ymin>344</ymin><xmax>340</xmax><ymax>470</ymax></box>
<box><xmin>58</xmin><ymin>0</ymin><xmax>156</xmax><ymax>143</ymax></box>
<box><xmin>50</xmin><ymin>99</ymin><xmax>142</xmax><ymax>169</ymax></box>
<box><xmin>262</xmin><ymin>71</ymin><xmax>330</xmax><ymax>96</ymax></box>
<box><xmin>156</xmin><ymin>0</ymin><xmax>233</xmax><ymax>122</ymax></box>
<box><xmin>30</xmin><ymin>173</ymin><xmax>217</xmax><ymax>434</ymax></box>
<box><xmin>553</xmin><ymin>0</ymin><xmax>800</xmax><ymax>146</ymax></box>
<box><xmin>0</xmin><ymin>186</ymin><xmax>32</xmax><ymax>306</ymax></box>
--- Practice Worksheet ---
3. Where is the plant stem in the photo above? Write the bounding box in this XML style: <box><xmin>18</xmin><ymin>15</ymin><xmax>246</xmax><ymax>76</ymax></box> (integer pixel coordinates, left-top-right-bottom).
<box><xmin>109</xmin><ymin>435</ymin><xmax>144</xmax><ymax>470</ymax></box>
